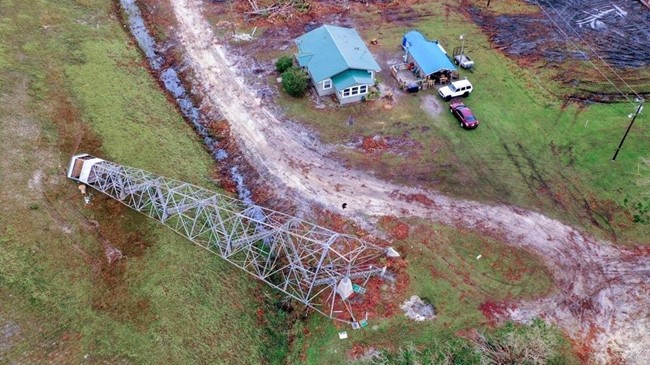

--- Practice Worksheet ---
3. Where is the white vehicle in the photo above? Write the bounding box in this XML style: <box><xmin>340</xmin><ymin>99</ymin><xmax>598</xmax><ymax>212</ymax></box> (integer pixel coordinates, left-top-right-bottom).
<box><xmin>438</xmin><ymin>79</ymin><xmax>473</xmax><ymax>101</ymax></box>
<box><xmin>454</xmin><ymin>54</ymin><xmax>475</xmax><ymax>69</ymax></box>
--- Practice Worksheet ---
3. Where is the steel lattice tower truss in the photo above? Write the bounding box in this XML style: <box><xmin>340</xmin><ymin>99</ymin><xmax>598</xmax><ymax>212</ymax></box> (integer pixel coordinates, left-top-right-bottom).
<box><xmin>67</xmin><ymin>154</ymin><xmax>395</xmax><ymax>323</ymax></box>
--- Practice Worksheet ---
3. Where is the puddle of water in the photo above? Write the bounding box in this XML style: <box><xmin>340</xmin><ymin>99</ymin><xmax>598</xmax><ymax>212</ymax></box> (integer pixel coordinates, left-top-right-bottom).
<box><xmin>120</xmin><ymin>0</ymin><xmax>163</xmax><ymax>70</ymax></box>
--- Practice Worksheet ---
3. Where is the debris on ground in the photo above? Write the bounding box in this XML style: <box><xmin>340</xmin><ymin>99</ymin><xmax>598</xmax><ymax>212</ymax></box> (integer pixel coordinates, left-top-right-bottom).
<box><xmin>351</xmin><ymin>135</ymin><xmax>422</xmax><ymax>157</ymax></box>
<box><xmin>104</xmin><ymin>245</ymin><xmax>124</xmax><ymax>264</ymax></box>
<box><xmin>468</xmin><ymin>0</ymin><xmax>650</xmax><ymax>68</ymax></box>
<box><xmin>401</xmin><ymin>295</ymin><xmax>436</xmax><ymax>321</ymax></box>
<box><xmin>233</xmin><ymin>32</ymin><xmax>254</xmax><ymax>42</ymax></box>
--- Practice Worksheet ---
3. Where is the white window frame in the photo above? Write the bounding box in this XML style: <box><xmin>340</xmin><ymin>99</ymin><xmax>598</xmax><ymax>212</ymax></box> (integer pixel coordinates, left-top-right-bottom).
<box><xmin>341</xmin><ymin>85</ymin><xmax>369</xmax><ymax>98</ymax></box>
<box><xmin>322</xmin><ymin>79</ymin><xmax>332</xmax><ymax>90</ymax></box>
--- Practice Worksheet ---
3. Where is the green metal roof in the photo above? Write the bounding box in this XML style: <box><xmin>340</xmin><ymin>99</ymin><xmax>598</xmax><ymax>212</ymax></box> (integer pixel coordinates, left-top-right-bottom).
<box><xmin>295</xmin><ymin>25</ymin><xmax>381</xmax><ymax>83</ymax></box>
<box><xmin>332</xmin><ymin>69</ymin><xmax>374</xmax><ymax>91</ymax></box>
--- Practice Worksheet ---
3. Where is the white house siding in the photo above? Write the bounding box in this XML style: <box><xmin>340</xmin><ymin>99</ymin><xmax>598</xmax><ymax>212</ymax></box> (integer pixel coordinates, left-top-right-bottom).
<box><xmin>315</xmin><ymin>78</ymin><xmax>335</xmax><ymax>96</ymax></box>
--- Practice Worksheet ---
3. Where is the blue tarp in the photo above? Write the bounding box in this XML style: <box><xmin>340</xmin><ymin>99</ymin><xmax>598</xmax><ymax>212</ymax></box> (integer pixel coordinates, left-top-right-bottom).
<box><xmin>402</xmin><ymin>31</ymin><xmax>457</xmax><ymax>76</ymax></box>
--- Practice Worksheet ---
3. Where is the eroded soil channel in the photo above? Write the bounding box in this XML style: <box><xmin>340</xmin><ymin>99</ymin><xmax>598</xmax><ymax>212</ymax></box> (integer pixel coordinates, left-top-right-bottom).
<box><xmin>119</xmin><ymin>0</ymin><xmax>263</xmax><ymax>207</ymax></box>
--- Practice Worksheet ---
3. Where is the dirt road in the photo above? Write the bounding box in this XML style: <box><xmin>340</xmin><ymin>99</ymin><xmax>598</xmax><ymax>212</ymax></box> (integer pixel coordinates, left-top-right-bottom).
<box><xmin>170</xmin><ymin>0</ymin><xmax>649</xmax><ymax>362</ymax></box>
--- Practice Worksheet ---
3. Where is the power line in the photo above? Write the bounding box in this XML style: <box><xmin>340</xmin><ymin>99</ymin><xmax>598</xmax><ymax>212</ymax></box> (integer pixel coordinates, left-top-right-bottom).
<box><xmin>539</xmin><ymin>0</ymin><xmax>643</xmax><ymax>101</ymax></box>
<box><xmin>531</xmin><ymin>0</ymin><xmax>646</xmax><ymax>160</ymax></box>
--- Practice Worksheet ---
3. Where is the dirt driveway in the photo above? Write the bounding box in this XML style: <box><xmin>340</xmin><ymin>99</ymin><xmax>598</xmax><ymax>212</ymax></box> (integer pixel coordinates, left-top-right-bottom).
<box><xmin>170</xmin><ymin>0</ymin><xmax>649</xmax><ymax>362</ymax></box>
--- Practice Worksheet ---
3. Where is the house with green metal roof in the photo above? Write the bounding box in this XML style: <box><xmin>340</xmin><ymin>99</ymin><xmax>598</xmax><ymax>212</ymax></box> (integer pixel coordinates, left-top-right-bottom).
<box><xmin>295</xmin><ymin>24</ymin><xmax>381</xmax><ymax>105</ymax></box>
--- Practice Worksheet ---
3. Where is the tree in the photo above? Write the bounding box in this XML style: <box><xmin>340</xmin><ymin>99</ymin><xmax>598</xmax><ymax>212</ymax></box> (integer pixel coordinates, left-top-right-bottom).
<box><xmin>281</xmin><ymin>67</ymin><xmax>308</xmax><ymax>97</ymax></box>
<box><xmin>275</xmin><ymin>55</ymin><xmax>294</xmax><ymax>74</ymax></box>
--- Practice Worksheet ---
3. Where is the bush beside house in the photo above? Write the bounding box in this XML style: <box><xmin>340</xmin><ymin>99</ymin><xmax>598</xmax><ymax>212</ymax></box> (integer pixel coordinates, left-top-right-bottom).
<box><xmin>275</xmin><ymin>55</ymin><xmax>294</xmax><ymax>74</ymax></box>
<box><xmin>282</xmin><ymin>67</ymin><xmax>308</xmax><ymax>97</ymax></box>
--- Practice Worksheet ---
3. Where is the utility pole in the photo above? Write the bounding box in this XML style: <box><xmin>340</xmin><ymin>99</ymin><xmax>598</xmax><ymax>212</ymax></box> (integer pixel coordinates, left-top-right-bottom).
<box><xmin>612</xmin><ymin>102</ymin><xmax>644</xmax><ymax>161</ymax></box>
<box><xmin>460</xmin><ymin>34</ymin><xmax>466</xmax><ymax>56</ymax></box>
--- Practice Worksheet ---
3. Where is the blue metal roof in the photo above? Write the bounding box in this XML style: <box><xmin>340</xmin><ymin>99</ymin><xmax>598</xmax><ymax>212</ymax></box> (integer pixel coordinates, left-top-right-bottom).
<box><xmin>295</xmin><ymin>25</ymin><xmax>381</xmax><ymax>83</ymax></box>
<box><xmin>403</xmin><ymin>31</ymin><xmax>457</xmax><ymax>76</ymax></box>
<box><xmin>332</xmin><ymin>69</ymin><xmax>374</xmax><ymax>91</ymax></box>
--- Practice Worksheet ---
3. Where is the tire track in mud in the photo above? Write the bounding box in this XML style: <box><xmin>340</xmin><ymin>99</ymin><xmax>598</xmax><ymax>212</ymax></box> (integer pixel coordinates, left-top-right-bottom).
<box><xmin>170</xmin><ymin>0</ymin><xmax>649</xmax><ymax>362</ymax></box>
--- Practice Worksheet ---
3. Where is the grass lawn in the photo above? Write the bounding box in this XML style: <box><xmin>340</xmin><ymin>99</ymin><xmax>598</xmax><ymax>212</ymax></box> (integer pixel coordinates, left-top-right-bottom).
<box><xmin>0</xmin><ymin>0</ymin><xmax>284</xmax><ymax>363</ymax></box>
<box><xmin>274</xmin><ymin>1</ymin><xmax>649</xmax><ymax>245</ymax></box>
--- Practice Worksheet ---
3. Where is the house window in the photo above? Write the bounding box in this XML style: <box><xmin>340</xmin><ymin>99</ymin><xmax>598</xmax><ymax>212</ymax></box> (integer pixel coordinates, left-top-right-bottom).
<box><xmin>341</xmin><ymin>85</ymin><xmax>369</xmax><ymax>98</ymax></box>
<box><xmin>323</xmin><ymin>79</ymin><xmax>332</xmax><ymax>90</ymax></box>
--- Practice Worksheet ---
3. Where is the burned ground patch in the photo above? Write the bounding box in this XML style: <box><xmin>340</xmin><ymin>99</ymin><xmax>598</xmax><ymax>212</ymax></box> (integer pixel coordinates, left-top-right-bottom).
<box><xmin>471</xmin><ymin>0</ymin><xmax>650</xmax><ymax>68</ymax></box>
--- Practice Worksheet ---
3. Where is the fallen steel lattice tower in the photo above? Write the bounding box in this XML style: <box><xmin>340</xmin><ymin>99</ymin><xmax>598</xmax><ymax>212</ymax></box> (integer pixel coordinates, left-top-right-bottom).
<box><xmin>67</xmin><ymin>154</ymin><xmax>394</xmax><ymax>324</ymax></box>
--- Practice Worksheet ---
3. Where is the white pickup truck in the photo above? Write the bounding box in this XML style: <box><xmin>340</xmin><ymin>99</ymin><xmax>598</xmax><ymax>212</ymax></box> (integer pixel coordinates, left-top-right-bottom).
<box><xmin>454</xmin><ymin>54</ymin><xmax>475</xmax><ymax>69</ymax></box>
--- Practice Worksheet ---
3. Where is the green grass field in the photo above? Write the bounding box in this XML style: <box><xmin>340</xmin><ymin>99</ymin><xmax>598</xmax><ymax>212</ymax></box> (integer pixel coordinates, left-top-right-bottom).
<box><xmin>276</xmin><ymin>2</ymin><xmax>649</xmax><ymax>245</ymax></box>
<box><xmin>0</xmin><ymin>0</ymin><xmax>285</xmax><ymax>363</ymax></box>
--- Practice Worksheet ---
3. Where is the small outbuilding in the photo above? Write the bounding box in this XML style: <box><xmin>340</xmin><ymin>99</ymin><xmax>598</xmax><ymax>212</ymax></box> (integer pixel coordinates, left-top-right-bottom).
<box><xmin>295</xmin><ymin>24</ymin><xmax>381</xmax><ymax>105</ymax></box>
<box><xmin>402</xmin><ymin>31</ymin><xmax>457</xmax><ymax>83</ymax></box>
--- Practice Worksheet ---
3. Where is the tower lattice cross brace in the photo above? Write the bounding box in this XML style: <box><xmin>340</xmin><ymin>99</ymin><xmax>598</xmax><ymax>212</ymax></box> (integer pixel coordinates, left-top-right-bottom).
<box><xmin>67</xmin><ymin>154</ymin><xmax>393</xmax><ymax>323</ymax></box>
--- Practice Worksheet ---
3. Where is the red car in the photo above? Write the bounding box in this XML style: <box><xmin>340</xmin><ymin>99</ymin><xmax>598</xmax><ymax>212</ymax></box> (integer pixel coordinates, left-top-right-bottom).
<box><xmin>450</xmin><ymin>101</ymin><xmax>479</xmax><ymax>129</ymax></box>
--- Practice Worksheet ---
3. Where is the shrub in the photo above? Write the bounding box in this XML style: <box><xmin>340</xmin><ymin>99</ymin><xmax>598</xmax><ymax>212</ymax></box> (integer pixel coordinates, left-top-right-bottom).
<box><xmin>275</xmin><ymin>55</ymin><xmax>294</xmax><ymax>73</ymax></box>
<box><xmin>353</xmin><ymin>320</ymin><xmax>575</xmax><ymax>365</ymax></box>
<box><xmin>467</xmin><ymin>319</ymin><xmax>575</xmax><ymax>365</ymax></box>
<box><xmin>281</xmin><ymin>67</ymin><xmax>308</xmax><ymax>97</ymax></box>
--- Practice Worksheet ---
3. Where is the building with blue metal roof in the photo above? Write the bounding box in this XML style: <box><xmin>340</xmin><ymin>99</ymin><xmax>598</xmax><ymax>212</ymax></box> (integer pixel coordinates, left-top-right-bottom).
<box><xmin>402</xmin><ymin>31</ymin><xmax>457</xmax><ymax>80</ymax></box>
<box><xmin>295</xmin><ymin>25</ymin><xmax>381</xmax><ymax>105</ymax></box>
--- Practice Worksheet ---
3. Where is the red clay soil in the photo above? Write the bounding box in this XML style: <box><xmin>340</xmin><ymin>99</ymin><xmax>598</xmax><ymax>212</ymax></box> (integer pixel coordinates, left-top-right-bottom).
<box><xmin>478</xmin><ymin>300</ymin><xmax>513</xmax><ymax>326</ymax></box>
<box><xmin>390</xmin><ymin>191</ymin><xmax>437</xmax><ymax>208</ymax></box>
<box><xmin>361</xmin><ymin>135</ymin><xmax>389</xmax><ymax>153</ymax></box>
<box><xmin>358</xmin><ymin>135</ymin><xmax>423</xmax><ymax>157</ymax></box>
<box><xmin>378</xmin><ymin>216</ymin><xmax>411</xmax><ymax>240</ymax></box>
